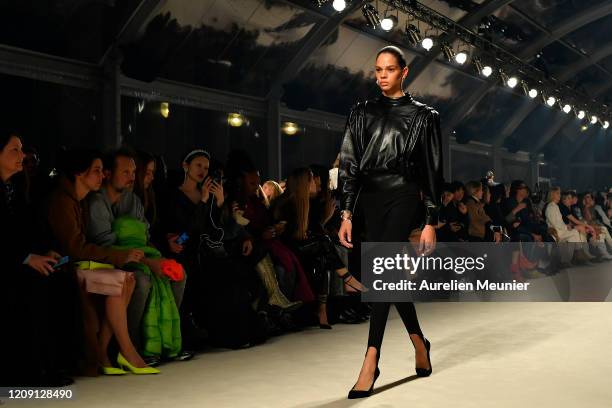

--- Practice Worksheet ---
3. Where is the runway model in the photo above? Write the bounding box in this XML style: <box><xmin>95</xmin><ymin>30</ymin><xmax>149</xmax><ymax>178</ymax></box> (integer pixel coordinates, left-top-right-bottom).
<box><xmin>338</xmin><ymin>46</ymin><xmax>444</xmax><ymax>399</ymax></box>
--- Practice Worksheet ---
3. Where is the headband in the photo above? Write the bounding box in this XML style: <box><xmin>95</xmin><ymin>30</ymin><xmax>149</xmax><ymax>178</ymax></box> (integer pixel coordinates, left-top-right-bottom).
<box><xmin>183</xmin><ymin>149</ymin><xmax>210</xmax><ymax>163</ymax></box>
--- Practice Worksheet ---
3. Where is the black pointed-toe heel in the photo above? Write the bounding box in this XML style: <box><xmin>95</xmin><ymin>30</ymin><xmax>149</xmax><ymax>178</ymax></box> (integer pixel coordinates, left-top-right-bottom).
<box><xmin>415</xmin><ymin>336</ymin><xmax>432</xmax><ymax>377</ymax></box>
<box><xmin>347</xmin><ymin>367</ymin><xmax>380</xmax><ymax>399</ymax></box>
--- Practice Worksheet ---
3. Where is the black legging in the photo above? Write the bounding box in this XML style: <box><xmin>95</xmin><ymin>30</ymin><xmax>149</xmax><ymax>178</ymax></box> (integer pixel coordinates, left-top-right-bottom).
<box><xmin>360</xmin><ymin>182</ymin><xmax>424</xmax><ymax>356</ymax></box>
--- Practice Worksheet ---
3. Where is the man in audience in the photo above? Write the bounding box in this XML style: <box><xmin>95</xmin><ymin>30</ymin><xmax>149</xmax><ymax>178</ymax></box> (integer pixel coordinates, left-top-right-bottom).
<box><xmin>504</xmin><ymin>180</ymin><xmax>553</xmax><ymax>243</ymax></box>
<box><xmin>438</xmin><ymin>181</ymin><xmax>469</xmax><ymax>241</ymax></box>
<box><xmin>86</xmin><ymin>148</ymin><xmax>191</xmax><ymax>364</ymax></box>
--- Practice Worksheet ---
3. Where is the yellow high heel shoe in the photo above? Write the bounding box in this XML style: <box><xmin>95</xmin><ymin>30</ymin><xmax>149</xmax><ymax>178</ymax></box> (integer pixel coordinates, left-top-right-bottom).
<box><xmin>117</xmin><ymin>353</ymin><xmax>160</xmax><ymax>375</ymax></box>
<box><xmin>100</xmin><ymin>366</ymin><xmax>128</xmax><ymax>375</ymax></box>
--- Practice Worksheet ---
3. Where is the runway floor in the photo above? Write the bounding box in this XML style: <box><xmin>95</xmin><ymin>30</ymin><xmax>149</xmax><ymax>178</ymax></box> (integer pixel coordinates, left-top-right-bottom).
<box><xmin>7</xmin><ymin>294</ymin><xmax>612</xmax><ymax>408</ymax></box>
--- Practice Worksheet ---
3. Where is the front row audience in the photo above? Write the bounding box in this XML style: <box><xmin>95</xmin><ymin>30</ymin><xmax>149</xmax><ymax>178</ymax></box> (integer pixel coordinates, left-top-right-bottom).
<box><xmin>2</xmin><ymin>128</ymin><xmax>612</xmax><ymax>387</ymax></box>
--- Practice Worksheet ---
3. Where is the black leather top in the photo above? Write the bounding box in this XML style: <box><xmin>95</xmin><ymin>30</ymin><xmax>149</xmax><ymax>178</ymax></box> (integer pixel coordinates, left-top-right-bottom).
<box><xmin>339</xmin><ymin>93</ymin><xmax>444</xmax><ymax>226</ymax></box>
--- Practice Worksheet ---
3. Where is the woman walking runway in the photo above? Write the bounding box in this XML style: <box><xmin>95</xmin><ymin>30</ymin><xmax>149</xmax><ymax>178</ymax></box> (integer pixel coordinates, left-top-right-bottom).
<box><xmin>338</xmin><ymin>45</ymin><xmax>444</xmax><ymax>399</ymax></box>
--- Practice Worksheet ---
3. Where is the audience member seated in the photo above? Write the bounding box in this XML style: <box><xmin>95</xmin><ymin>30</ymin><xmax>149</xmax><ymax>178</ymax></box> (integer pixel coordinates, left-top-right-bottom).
<box><xmin>162</xmin><ymin>148</ymin><xmax>267</xmax><ymax>349</ymax></box>
<box><xmin>545</xmin><ymin>188</ymin><xmax>591</xmax><ymax>266</ymax></box>
<box><xmin>437</xmin><ymin>181</ymin><xmax>469</xmax><ymax>242</ymax></box>
<box><xmin>464</xmin><ymin>181</ymin><xmax>502</xmax><ymax>242</ymax></box>
<box><xmin>559</xmin><ymin>191</ymin><xmax>602</xmax><ymax>261</ymax></box>
<box><xmin>577</xmin><ymin>192</ymin><xmax>612</xmax><ymax>260</ymax></box>
<box><xmin>272</xmin><ymin>167</ymin><xmax>363</xmax><ymax>329</ymax></box>
<box><xmin>46</xmin><ymin>148</ymin><xmax>159</xmax><ymax>376</ymax></box>
<box><xmin>223</xmin><ymin>151</ymin><xmax>302</xmax><ymax>312</ymax></box>
<box><xmin>504</xmin><ymin>180</ymin><xmax>553</xmax><ymax>244</ymax></box>
<box><xmin>86</xmin><ymin>148</ymin><xmax>190</xmax><ymax>364</ymax></box>
<box><xmin>2</xmin><ymin>132</ymin><xmax>79</xmax><ymax>386</ymax></box>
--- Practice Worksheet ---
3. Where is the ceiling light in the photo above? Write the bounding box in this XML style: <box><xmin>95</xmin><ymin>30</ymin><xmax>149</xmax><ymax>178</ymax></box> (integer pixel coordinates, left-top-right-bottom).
<box><xmin>228</xmin><ymin>113</ymin><xmax>245</xmax><ymax>127</ymax></box>
<box><xmin>332</xmin><ymin>0</ymin><xmax>346</xmax><ymax>12</ymax></box>
<box><xmin>591</xmin><ymin>115</ymin><xmax>598</xmax><ymax>124</ymax></box>
<box><xmin>160</xmin><ymin>102</ymin><xmax>170</xmax><ymax>118</ymax></box>
<box><xmin>577</xmin><ymin>110</ymin><xmax>586</xmax><ymax>119</ymax></box>
<box><xmin>604</xmin><ymin>121</ymin><xmax>609</xmax><ymax>129</ymax></box>
<box><xmin>507</xmin><ymin>76</ymin><xmax>518</xmax><ymax>88</ymax></box>
<box><xmin>580</xmin><ymin>124</ymin><xmax>588</xmax><ymax>132</ymax></box>
<box><xmin>455</xmin><ymin>51</ymin><xmax>468</xmax><ymax>65</ymax></box>
<box><xmin>482</xmin><ymin>65</ymin><xmax>493</xmax><ymax>77</ymax></box>
<box><xmin>380</xmin><ymin>15</ymin><xmax>397</xmax><ymax>31</ymax></box>
<box><xmin>282</xmin><ymin>122</ymin><xmax>299</xmax><ymax>135</ymax></box>
<box><xmin>421</xmin><ymin>37</ymin><xmax>434</xmax><ymax>51</ymax></box>
<box><xmin>562</xmin><ymin>104</ymin><xmax>571</xmax><ymax>114</ymax></box>
<box><xmin>546</xmin><ymin>96</ymin><xmax>556</xmax><ymax>107</ymax></box>
<box><xmin>529</xmin><ymin>89</ymin><xmax>538</xmax><ymax>98</ymax></box>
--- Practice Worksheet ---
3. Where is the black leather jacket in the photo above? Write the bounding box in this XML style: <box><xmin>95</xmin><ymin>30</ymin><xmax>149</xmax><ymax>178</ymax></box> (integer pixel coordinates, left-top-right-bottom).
<box><xmin>339</xmin><ymin>93</ymin><xmax>444</xmax><ymax>226</ymax></box>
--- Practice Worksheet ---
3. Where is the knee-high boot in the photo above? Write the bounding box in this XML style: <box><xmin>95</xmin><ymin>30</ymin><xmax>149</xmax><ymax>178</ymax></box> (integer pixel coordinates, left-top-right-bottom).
<box><xmin>256</xmin><ymin>255</ymin><xmax>302</xmax><ymax>310</ymax></box>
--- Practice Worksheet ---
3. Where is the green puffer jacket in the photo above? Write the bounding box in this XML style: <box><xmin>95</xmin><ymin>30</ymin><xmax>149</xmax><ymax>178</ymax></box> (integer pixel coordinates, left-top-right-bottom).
<box><xmin>112</xmin><ymin>216</ymin><xmax>181</xmax><ymax>358</ymax></box>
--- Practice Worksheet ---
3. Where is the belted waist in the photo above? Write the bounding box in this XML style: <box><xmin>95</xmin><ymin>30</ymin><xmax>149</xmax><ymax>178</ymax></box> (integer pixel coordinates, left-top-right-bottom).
<box><xmin>359</xmin><ymin>172</ymin><xmax>420</xmax><ymax>194</ymax></box>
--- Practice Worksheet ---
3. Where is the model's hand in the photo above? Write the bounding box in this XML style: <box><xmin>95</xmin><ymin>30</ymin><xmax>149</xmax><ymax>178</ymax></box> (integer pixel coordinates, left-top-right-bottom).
<box><xmin>418</xmin><ymin>225</ymin><xmax>436</xmax><ymax>255</ymax></box>
<box><xmin>338</xmin><ymin>220</ymin><xmax>353</xmax><ymax>249</ymax></box>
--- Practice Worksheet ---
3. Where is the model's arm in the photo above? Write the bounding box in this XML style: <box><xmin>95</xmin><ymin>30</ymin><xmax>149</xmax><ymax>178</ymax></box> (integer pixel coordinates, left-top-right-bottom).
<box><xmin>339</xmin><ymin>103</ymin><xmax>363</xmax><ymax>216</ymax></box>
<box><xmin>418</xmin><ymin>109</ymin><xmax>444</xmax><ymax>226</ymax></box>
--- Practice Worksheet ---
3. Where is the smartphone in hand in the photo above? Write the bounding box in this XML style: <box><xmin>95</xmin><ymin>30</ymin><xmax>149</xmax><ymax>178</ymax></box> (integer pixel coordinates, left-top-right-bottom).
<box><xmin>176</xmin><ymin>232</ymin><xmax>189</xmax><ymax>245</ymax></box>
<box><xmin>53</xmin><ymin>256</ymin><xmax>70</xmax><ymax>270</ymax></box>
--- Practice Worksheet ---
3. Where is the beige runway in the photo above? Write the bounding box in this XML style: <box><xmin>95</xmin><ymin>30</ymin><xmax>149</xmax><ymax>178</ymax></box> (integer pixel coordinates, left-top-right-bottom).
<box><xmin>7</xmin><ymin>298</ymin><xmax>612</xmax><ymax>408</ymax></box>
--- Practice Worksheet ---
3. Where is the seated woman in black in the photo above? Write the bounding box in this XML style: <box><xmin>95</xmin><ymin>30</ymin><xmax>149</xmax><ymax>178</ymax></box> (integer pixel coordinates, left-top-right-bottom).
<box><xmin>1</xmin><ymin>131</ymin><xmax>77</xmax><ymax>386</ymax></box>
<box><xmin>272</xmin><ymin>167</ymin><xmax>363</xmax><ymax>329</ymax></box>
<box><xmin>163</xmin><ymin>149</ymin><xmax>266</xmax><ymax>349</ymax></box>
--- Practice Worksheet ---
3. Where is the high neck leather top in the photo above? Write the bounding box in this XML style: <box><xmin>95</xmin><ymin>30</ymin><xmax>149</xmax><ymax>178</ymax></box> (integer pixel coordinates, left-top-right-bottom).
<box><xmin>378</xmin><ymin>92</ymin><xmax>414</xmax><ymax>106</ymax></box>
<box><xmin>338</xmin><ymin>94</ymin><xmax>444</xmax><ymax>226</ymax></box>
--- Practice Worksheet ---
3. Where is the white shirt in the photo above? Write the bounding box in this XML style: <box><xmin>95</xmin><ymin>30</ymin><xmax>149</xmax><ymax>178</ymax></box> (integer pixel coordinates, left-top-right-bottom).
<box><xmin>545</xmin><ymin>201</ymin><xmax>569</xmax><ymax>232</ymax></box>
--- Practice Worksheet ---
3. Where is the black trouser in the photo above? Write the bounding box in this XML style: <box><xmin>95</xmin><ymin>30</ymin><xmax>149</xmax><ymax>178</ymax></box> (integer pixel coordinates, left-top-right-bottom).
<box><xmin>361</xmin><ymin>182</ymin><xmax>424</xmax><ymax>356</ymax></box>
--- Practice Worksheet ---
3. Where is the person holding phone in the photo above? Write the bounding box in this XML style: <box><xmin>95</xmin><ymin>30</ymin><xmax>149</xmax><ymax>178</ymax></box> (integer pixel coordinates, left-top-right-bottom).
<box><xmin>163</xmin><ymin>149</ymin><xmax>267</xmax><ymax>349</ymax></box>
<box><xmin>338</xmin><ymin>46</ymin><xmax>443</xmax><ymax>398</ymax></box>
<box><xmin>1</xmin><ymin>131</ymin><xmax>80</xmax><ymax>386</ymax></box>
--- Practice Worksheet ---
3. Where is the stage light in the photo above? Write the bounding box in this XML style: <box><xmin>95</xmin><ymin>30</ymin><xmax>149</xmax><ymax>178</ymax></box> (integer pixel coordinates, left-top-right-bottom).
<box><xmin>577</xmin><ymin>110</ymin><xmax>586</xmax><ymax>119</ymax></box>
<box><xmin>546</xmin><ymin>96</ymin><xmax>556</xmax><ymax>107</ymax></box>
<box><xmin>282</xmin><ymin>122</ymin><xmax>299</xmax><ymax>135</ymax></box>
<box><xmin>482</xmin><ymin>65</ymin><xmax>493</xmax><ymax>77</ymax></box>
<box><xmin>591</xmin><ymin>115</ymin><xmax>598</xmax><ymax>124</ymax></box>
<box><xmin>381</xmin><ymin>15</ymin><xmax>397</xmax><ymax>31</ymax></box>
<box><xmin>160</xmin><ymin>102</ymin><xmax>169</xmax><ymax>118</ymax></box>
<box><xmin>405</xmin><ymin>24</ymin><xmax>422</xmax><ymax>47</ymax></box>
<box><xmin>604</xmin><ymin>121</ymin><xmax>610</xmax><ymax>129</ymax></box>
<box><xmin>332</xmin><ymin>0</ymin><xmax>346</xmax><ymax>11</ymax></box>
<box><xmin>529</xmin><ymin>89</ymin><xmax>538</xmax><ymax>98</ymax></box>
<box><xmin>421</xmin><ymin>37</ymin><xmax>434</xmax><ymax>51</ymax></box>
<box><xmin>441</xmin><ymin>42</ymin><xmax>455</xmax><ymax>62</ymax></box>
<box><xmin>507</xmin><ymin>76</ymin><xmax>518</xmax><ymax>88</ymax></box>
<box><xmin>455</xmin><ymin>51</ymin><xmax>468</xmax><ymax>65</ymax></box>
<box><xmin>362</xmin><ymin>4</ymin><xmax>381</xmax><ymax>29</ymax></box>
<box><xmin>562</xmin><ymin>104</ymin><xmax>571</xmax><ymax>114</ymax></box>
<box><xmin>228</xmin><ymin>113</ymin><xmax>245</xmax><ymax>127</ymax></box>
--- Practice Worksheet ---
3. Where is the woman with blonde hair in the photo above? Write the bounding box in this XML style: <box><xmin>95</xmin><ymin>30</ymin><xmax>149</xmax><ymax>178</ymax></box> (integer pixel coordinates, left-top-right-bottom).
<box><xmin>261</xmin><ymin>180</ymin><xmax>283</xmax><ymax>207</ymax></box>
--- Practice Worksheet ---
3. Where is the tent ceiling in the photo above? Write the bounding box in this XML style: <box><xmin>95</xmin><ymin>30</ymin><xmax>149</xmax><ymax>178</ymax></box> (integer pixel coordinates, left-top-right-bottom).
<box><xmin>0</xmin><ymin>0</ymin><xmax>611</xmax><ymax>158</ymax></box>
